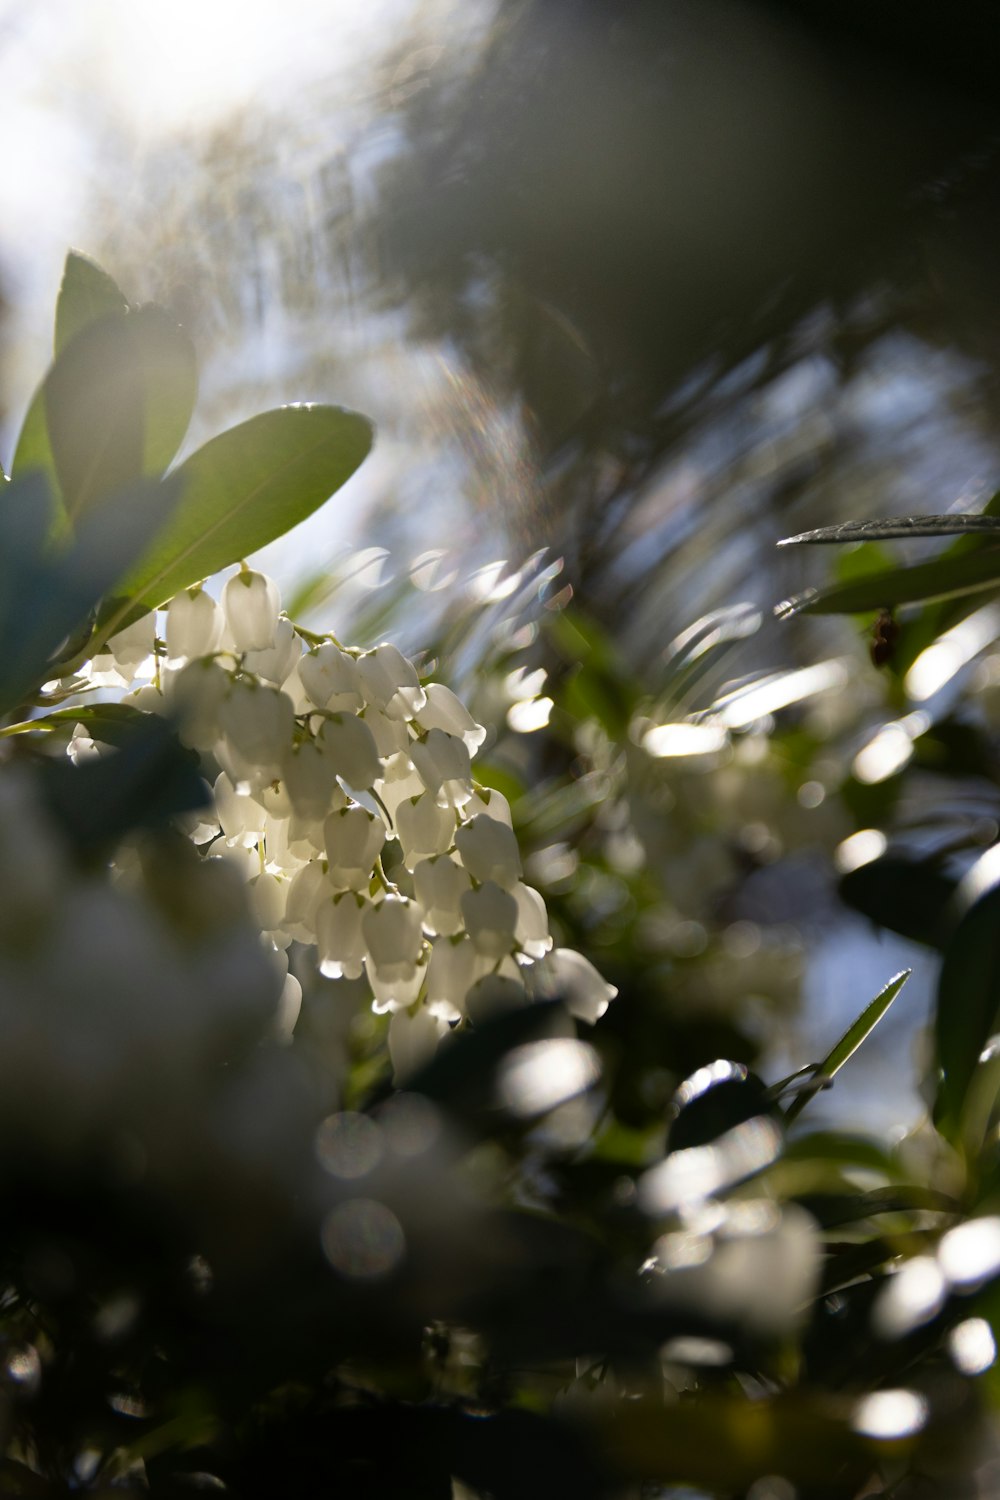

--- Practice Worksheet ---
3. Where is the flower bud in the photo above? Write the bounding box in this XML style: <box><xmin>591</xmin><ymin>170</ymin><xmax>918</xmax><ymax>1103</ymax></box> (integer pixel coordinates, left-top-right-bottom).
<box><xmin>223</xmin><ymin>567</ymin><xmax>281</xmax><ymax>652</ymax></box>
<box><xmin>165</xmin><ymin>586</ymin><xmax>223</xmax><ymax>663</ymax></box>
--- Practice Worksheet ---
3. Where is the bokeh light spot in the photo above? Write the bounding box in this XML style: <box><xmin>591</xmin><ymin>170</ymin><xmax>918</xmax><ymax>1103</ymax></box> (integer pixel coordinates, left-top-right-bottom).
<box><xmin>321</xmin><ymin>1199</ymin><xmax>405</xmax><ymax>1280</ymax></box>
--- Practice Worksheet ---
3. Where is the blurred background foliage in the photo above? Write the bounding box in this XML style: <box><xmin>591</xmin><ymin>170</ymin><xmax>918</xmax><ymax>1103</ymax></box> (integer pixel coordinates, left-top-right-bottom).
<box><xmin>9</xmin><ymin>0</ymin><xmax>1000</xmax><ymax>1494</ymax></box>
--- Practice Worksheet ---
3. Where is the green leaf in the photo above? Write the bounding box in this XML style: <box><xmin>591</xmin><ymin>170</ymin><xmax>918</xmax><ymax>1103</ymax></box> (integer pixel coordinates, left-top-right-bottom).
<box><xmin>775</xmin><ymin>546</ymin><xmax>1000</xmax><ymax>618</ymax></box>
<box><xmin>935</xmin><ymin>880</ymin><xmax>1000</xmax><ymax>1133</ymax></box>
<box><xmin>54</xmin><ymin>251</ymin><xmax>128</xmax><ymax>353</ymax></box>
<box><xmin>839</xmin><ymin>856</ymin><xmax>957</xmax><ymax>949</ymax></box>
<box><xmin>12</xmin><ymin>306</ymin><xmax>197</xmax><ymax>525</ymax></box>
<box><xmin>0</xmin><ymin>471</ymin><xmax>181</xmax><ymax>715</ymax></box>
<box><xmin>785</xmin><ymin>969</ymin><xmax>910</xmax><ymax>1123</ymax></box>
<box><xmin>0</xmin><ymin>702</ymin><xmax>151</xmax><ymax>747</ymax></box>
<box><xmin>778</xmin><ymin>514</ymin><xmax>1000</xmax><ymax>545</ymax></box>
<box><xmin>103</xmin><ymin>403</ymin><xmax>373</xmax><ymax>621</ymax></box>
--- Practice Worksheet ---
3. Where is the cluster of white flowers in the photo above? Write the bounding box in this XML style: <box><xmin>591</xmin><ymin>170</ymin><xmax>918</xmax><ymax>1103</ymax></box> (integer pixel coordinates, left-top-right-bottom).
<box><xmin>85</xmin><ymin>565</ymin><xmax>616</xmax><ymax>1077</ymax></box>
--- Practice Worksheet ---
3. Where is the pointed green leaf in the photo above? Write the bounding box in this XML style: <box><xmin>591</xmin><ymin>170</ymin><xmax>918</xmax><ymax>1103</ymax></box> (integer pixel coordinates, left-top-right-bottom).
<box><xmin>775</xmin><ymin>546</ymin><xmax>1000</xmax><ymax>618</ymax></box>
<box><xmin>778</xmin><ymin>514</ymin><xmax>1000</xmax><ymax>546</ymax></box>
<box><xmin>785</xmin><ymin>969</ymin><xmax>910</xmax><ymax>1122</ymax></box>
<box><xmin>935</xmin><ymin>872</ymin><xmax>1000</xmax><ymax>1133</ymax></box>
<box><xmin>11</xmin><ymin>306</ymin><xmax>197</xmax><ymax>524</ymax></box>
<box><xmin>104</xmin><ymin>404</ymin><xmax>373</xmax><ymax>621</ymax></box>
<box><xmin>54</xmin><ymin>251</ymin><xmax>128</xmax><ymax>353</ymax></box>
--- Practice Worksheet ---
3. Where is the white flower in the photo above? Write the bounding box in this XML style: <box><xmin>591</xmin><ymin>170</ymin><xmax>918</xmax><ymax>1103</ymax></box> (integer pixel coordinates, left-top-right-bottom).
<box><xmin>460</xmin><ymin>880</ymin><xmax>518</xmax><ymax>960</ymax></box>
<box><xmin>282</xmin><ymin>739</ymin><xmax>345</xmax><ymax>822</ymax></box>
<box><xmin>299</xmin><ymin>643</ymin><xmax>364</xmax><ymax>712</ymax></box>
<box><xmin>388</xmin><ymin>1005</ymin><xmax>448</xmax><ymax>1082</ymax></box>
<box><xmin>317</xmin><ymin>712</ymin><xmax>381</xmax><ymax>792</ymax></box>
<box><xmin>512</xmin><ymin>882</ymin><xmax>552</xmax><ymax>959</ymax></box>
<box><xmin>374</xmin><ymin>751</ymin><xmax>426</xmax><ymax>822</ymax></box>
<box><xmin>360</xmin><ymin>705</ymin><xmax>410</xmax><ymax>757</ymax></box>
<box><xmin>315</xmin><ymin>892</ymin><xmax>368</xmax><ymax>979</ymax></box>
<box><xmin>396</xmin><ymin>794</ymin><xmax>456</xmax><ymax>870</ymax></box>
<box><xmin>218</xmin><ymin>680</ymin><xmax>295</xmax><ymax>780</ymax></box>
<box><xmin>415</xmin><ymin>682</ymin><xmax>487</xmax><ymax>753</ymax></box>
<box><xmin>106</xmin><ymin>611</ymin><xmax>156</xmax><ymax>678</ymax></box>
<box><xmin>532</xmin><ymin>948</ymin><xmax>617</xmax><ymax>1024</ymax></box>
<box><xmin>222</xmin><ymin>567</ymin><xmax>281</xmax><ymax>652</ymax></box>
<box><xmin>323</xmin><ymin>805</ymin><xmax>385</xmax><ymax>891</ymax></box>
<box><xmin>282</xmin><ymin>859</ymin><xmax>330</xmax><ymax>941</ymax></box>
<box><xmin>165</xmin><ymin>586</ymin><xmax>223</xmax><ymax>663</ymax></box>
<box><xmin>409</xmin><ymin>729</ymin><xmax>474</xmax><ymax>809</ymax></box>
<box><xmin>163</xmin><ymin>657</ymin><xmax>231</xmax><ymax>752</ymax></box>
<box><xmin>464</xmin><ymin>787</ymin><xmax>513</xmax><ymax>827</ymax></box>
<box><xmin>425</xmin><ymin>934</ymin><xmax>482</xmax><ymax>1012</ymax></box>
<box><xmin>465</xmin><ymin>971</ymin><xmax>529</xmax><ymax>1025</ymax></box>
<box><xmin>454</xmin><ymin>814</ymin><xmax>522</xmax><ymax>888</ymax></box>
<box><xmin>248</xmin><ymin>871</ymin><xmax>288</xmax><ymax>934</ymax></box>
<box><xmin>243</xmin><ymin>617</ymin><xmax>301</xmax><ymax>686</ymax></box>
<box><xmin>214</xmin><ymin>772</ymin><xmax>267</xmax><ymax>848</ymax></box>
<box><xmin>361</xmin><ymin>895</ymin><xmax>425</xmax><ymax>984</ymax></box>
<box><xmin>413</xmin><ymin>855</ymin><xmax>472</xmax><ymax>936</ymax></box>
<box><xmin>357</xmin><ymin>643</ymin><xmax>426</xmax><ymax>720</ymax></box>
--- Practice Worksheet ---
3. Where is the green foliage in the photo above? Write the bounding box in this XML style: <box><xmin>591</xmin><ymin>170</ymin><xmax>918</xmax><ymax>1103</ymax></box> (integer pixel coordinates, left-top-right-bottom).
<box><xmin>4</xmin><ymin>255</ymin><xmax>1000</xmax><ymax>1497</ymax></box>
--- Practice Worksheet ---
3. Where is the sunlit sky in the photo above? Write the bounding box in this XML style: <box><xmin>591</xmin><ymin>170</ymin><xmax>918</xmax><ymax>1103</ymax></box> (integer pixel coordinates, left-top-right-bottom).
<box><xmin>0</xmin><ymin>0</ymin><xmax>438</xmax><ymax>382</ymax></box>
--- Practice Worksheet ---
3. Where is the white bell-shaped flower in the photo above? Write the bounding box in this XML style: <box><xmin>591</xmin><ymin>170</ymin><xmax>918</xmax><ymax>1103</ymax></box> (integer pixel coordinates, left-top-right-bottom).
<box><xmin>360</xmin><ymin>705</ymin><xmax>410</xmax><ymax>757</ymax></box>
<box><xmin>464</xmin><ymin>786</ymin><xmax>513</xmax><ymax>827</ymax></box>
<box><xmin>165</xmin><ymin>586</ymin><xmax>223</xmax><ymax>663</ymax></box>
<box><xmin>368</xmin><ymin>953</ymin><xmax>428</xmax><ymax>1013</ymax></box>
<box><xmin>163</xmin><ymin>657</ymin><xmax>231</xmax><ymax>752</ymax></box>
<box><xmin>413</xmin><ymin>855</ymin><xmax>472</xmax><ymax>936</ymax></box>
<box><xmin>361</xmin><ymin>894</ymin><xmax>425</xmax><ymax>984</ymax></box>
<box><xmin>248</xmin><ymin>871</ymin><xmax>288</xmax><ymax>934</ymax></box>
<box><xmin>396</xmin><ymin>793</ymin><xmax>456</xmax><ymax>870</ymax></box>
<box><xmin>214</xmin><ymin>771</ymin><xmax>267</xmax><ymax>848</ymax></box>
<box><xmin>460</xmin><ymin>880</ymin><xmax>519</xmax><ymax>960</ymax></box>
<box><xmin>282</xmin><ymin>858</ymin><xmax>330</xmax><ymax>941</ymax></box>
<box><xmin>454</xmin><ymin>814</ymin><xmax>522</xmax><ymax>888</ymax></box>
<box><xmin>387</xmin><ymin>1004</ymin><xmax>448</xmax><ymax>1081</ymax></box>
<box><xmin>283</xmin><ymin>738</ymin><xmax>344</xmax><ymax>822</ymax></box>
<box><xmin>261</xmin><ymin>816</ymin><xmax>310</xmax><ymax>876</ymax></box>
<box><xmin>244</xmin><ymin>616</ymin><xmax>301</xmax><ymax>686</ymax></box>
<box><xmin>357</xmin><ymin>643</ymin><xmax>426</xmax><ymax>720</ymax></box>
<box><xmin>106</xmin><ymin>610</ymin><xmax>156</xmax><ymax>680</ymax></box>
<box><xmin>415</xmin><ymin>682</ymin><xmax>487</xmax><ymax>753</ymax></box>
<box><xmin>512</xmin><ymin>881</ymin><xmax>553</xmax><ymax>959</ymax></box>
<box><xmin>425</xmin><ymin>933</ymin><xmax>482</xmax><ymax>1012</ymax></box>
<box><xmin>532</xmin><ymin>948</ymin><xmax>617</xmax><ymax>1024</ymax></box>
<box><xmin>222</xmin><ymin>567</ymin><xmax>281</xmax><ymax>652</ymax></box>
<box><xmin>465</xmin><ymin>970</ymin><xmax>529</xmax><ymax>1025</ymax></box>
<box><xmin>323</xmin><ymin>805</ymin><xmax>385</xmax><ymax>891</ymax></box>
<box><xmin>410</xmin><ymin>728</ymin><xmax>474</xmax><ymax>809</ymax></box>
<box><xmin>219</xmin><ymin>680</ymin><xmax>295</xmax><ymax>780</ymax></box>
<box><xmin>375</xmin><ymin>751</ymin><xmax>426</xmax><ymax>823</ymax></box>
<box><xmin>299</xmin><ymin>643</ymin><xmax>364</xmax><ymax>712</ymax></box>
<box><xmin>315</xmin><ymin>891</ymin><xmax>368</xmax><ymax>979</ymax></box>
<box><xmin>317</xmin><ymin>712</ymin><xmax>381</xmax><ymax>792</ymax></box>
